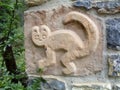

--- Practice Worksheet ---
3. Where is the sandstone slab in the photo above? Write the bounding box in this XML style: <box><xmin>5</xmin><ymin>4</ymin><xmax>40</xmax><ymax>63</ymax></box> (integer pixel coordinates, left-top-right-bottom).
<box><xmin>24</xmin><ymin>6</ymin><xmax>103</xmax><ymax>76</ymax></box>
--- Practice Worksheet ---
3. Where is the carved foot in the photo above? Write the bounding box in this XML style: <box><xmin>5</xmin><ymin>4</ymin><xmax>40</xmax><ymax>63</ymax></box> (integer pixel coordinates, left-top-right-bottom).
<box><xmin>38</xmin><ymin>60</ymin><xmax>46</xmax><ymax>69</ymax></box>
<box><xmin>62</xmin><ymin>62</ymin><xmax>76</xmax><ymax>75</ymax></box>
<box><xmin>38</xmin><ymin>59</ymin><xmax>56</xmax><ymax>69</ymax></box>
<box><xmin>62</xmin><ymin>68</ymin><xmax>73</xmax><ymax>75</ymax></box>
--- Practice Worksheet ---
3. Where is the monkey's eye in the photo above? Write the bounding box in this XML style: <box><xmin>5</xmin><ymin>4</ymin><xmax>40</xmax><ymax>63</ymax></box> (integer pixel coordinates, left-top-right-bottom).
<box><xmin>43</xmin><ymin>29</ymin><xmax>46</xmax><ymax>31</ymax></box>
<box><xmin>34</xmin><ymin>29</ymin><xmax>37</xmax><ymax>32</ymax></box>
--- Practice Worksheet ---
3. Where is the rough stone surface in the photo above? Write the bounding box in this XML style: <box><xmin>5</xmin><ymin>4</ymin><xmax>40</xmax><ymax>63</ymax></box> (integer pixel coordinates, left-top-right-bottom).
<box><xmin>41</xmin><ymin>79</ymin><xmax>65</xmax><ymax>90</ymax></box>
<box><xmin>24</xmin><ymin>7</ymin><xmax>103</xmax><ymax>76</ymax></box>
<box><xmin>113</xmin><ymin>84</ymin><xmax>120</xmax><ymax>90</ymax></box>
<box><xmin>106</xmin><ymin>18</ymin><xmax>120</xmax><ymax>50</ymax></box>
<box><xmin>73</xmin><ymin>0</ymin><xmax>92</xmax><ymax>9</ymax></box>
<box><xmin>72</xmin><ymin>83</ymin><xmax>111</xmax><ymax>90</ymax></box>
<box><xmin>27</xmin><ymin>77</ymin><xmax>66</xmax><ymax>90</ymax></box>
<box><xmin>25</xmin><ymin>0</ymin><xmax>50</xmax><ymax>6</ymax></box>
<box><xmin>108</xmin><ymin>55</ymin><xmax>120</xmax><ymax>76</ymax></box>
<box><xmin>73</xmin><ymin>0</ymin><xmax>120</xmax><ymax>14</ymax></box>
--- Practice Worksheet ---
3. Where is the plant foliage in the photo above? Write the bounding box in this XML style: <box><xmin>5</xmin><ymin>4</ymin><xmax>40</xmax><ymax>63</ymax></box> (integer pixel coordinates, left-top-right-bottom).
<box><xmin>0</xmin><ymin>0</ymin><xmax>45</xmax><ymax>89</ymax></box>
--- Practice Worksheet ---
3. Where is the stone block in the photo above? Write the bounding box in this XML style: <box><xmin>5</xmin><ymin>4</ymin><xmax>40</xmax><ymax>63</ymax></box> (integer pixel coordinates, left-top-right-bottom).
<box><xmin>106</xmin><ymin>18</ymin><xmax>120</xmax><ymax>50</ymax></box>
<box><xmin>24</xmin><ymin>6</ymin><xmax>103</xmax><ymax>76</ymax></box>
<box><xmin>113</xmin><ymin>84</ymin><xmax>120</xmax><ymax>90</ymax></box>
<box><xmin>73</xmin><ymin>0</ymin><xmax>120</xmax><ymax>14</ymax></box>
<box><xmin>27</xmin><ymin>77</ymin><xmax>66</xmax><ymax>90</ymax></box>
<box><xmin>73</xmin><ymin>0</ymin><xmax>92</xmax><ymax>9</ymax></box>
<box><xmin>72</xmin><ymin>83</ymin><xmax>111</xmax><ymax>90</ymax></box>
<box><xmin>41</xmin><ymin>78</ymin><xmax>66</xmax><ymax>90</ymax></box>
<box><xmin>108</xmin><ymin>55</ymin><xmax>120</xmax><ymax>76</ymax></box>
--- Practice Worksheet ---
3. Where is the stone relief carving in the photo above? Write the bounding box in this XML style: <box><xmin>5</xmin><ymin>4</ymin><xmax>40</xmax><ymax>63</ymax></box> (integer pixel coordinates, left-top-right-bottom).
<box><xmin>31</xmin><ymin>11</ymin><xmax>99</xmax><ymax>75</ymax></box>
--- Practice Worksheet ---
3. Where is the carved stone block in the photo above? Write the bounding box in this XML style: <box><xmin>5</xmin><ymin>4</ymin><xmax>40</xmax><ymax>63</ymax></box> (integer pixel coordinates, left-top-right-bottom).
<box><xmin>24</xmin><ymin>7</ymin><xmax>103</xmax><ymax>76</ymax></box>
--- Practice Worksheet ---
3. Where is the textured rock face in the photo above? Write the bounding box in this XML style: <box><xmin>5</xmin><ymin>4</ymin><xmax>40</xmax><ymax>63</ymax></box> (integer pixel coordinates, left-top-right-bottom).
<box><xmin>72</xmin><ymin>83</ymin><xmax>111</xmax><ymax>90</ymax></box>
<box><xmin>24</xmin><ymin>7</ymin><xmax>103</xmax><ymax>76</ymax></box>
<box><xmin>108</xmin><ymin>55</ymin><xmax>120</xmax><ymax>76</ymax></box>
<box><xmin>73</xmin><ymin>0</ymin><xmax>92</xmax><ymax>9</ymax></box>
<box><xmin>28</xmin><ymin>78</ymin><xmax>66</xmax><ymax>90</ymax></box>
<box><xmin>113</xmin><ymin>84</ymin><xmax>120</xmax><ymax>90</ymax></box>
<box><xmin>106</xmin><ymin>18</ymin><xmax>120</xmax><ymax>50</ymax></box>
<box><xmin>41</xmin><ymin>79</ymin><xmax>65</xmax><ymax>90</ymax></box>
<box><xmin>73</xmin><ymin>0</ymin><xmax>120</xmax><ymax>14</ymax></box>
<box><xmin>25</xmin><ymin>0</ymin><xmax>50</xmax><ymax>6</ymax></box>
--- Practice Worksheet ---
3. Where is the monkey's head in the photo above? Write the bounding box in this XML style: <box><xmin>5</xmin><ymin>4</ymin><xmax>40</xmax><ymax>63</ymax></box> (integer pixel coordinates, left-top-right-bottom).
<box><xmin>32</xmin><ymin>25</ymin><xmax>51</xmax><ymax>46</ymax></box>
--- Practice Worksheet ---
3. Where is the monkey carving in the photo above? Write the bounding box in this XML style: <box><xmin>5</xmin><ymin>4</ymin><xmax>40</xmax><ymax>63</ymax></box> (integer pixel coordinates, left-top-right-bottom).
<box><xmin>31</xmin><ymin>11</ymin><xmax>99</xmax><ymax>75</ymax></box>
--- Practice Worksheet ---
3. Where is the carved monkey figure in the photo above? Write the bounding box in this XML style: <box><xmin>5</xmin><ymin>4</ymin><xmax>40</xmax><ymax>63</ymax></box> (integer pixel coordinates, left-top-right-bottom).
<box><xmin>32</xmin><ymin>11</ymin><xmax>99</xmax><ymax>75</ymax></box>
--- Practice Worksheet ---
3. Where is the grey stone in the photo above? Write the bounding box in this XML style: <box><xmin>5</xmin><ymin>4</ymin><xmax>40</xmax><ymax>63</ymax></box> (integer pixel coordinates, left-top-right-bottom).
<box><xmin>41</xmin><ymin>79</ymin><xmax>65</xmax><ymax>90</ymax></box>
<box><xmin>113</xmin><ymin>84</ymin><xmax>120</xmax><ymax>90</ymax></box>
<box><xmin>106</xmin><ymin>18</ymin><xmax>120</xmax><ymax>50</ymax></box>
<box><xmin>27</xmin><ymin>78</ymin><xmax>65</xmax><ymax>90</ymax></box>
<box><xmin>96</xmin><ymin>1</ymin><xmax>120</xmax><ymax>9</ymax></box>
<box><xmin>73</xmin><ymin>0</ymin><xmax>120</xmax><ymax>14</ymax></box>
<box><xmin>73</xmin><ymin>86</ymin><xmax>109</xmax><ymax>90</ymax></box>
<box><xmin>72</xmin><ymin>83</ymin><xmax>111</xmax><ymax>90</ymax></box>
<box><xmin>108</xmin><ymin>55</ymin><xmax>120</xmax><ymax>76</ymax></box>
<box><xmin>73</xmin><ymin>0</ymin><xmax>92</xmax><ymax>9</ymax></box>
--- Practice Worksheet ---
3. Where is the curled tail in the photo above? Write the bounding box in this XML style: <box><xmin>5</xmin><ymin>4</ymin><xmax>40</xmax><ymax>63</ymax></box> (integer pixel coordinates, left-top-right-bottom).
<box><xmin>63</xmin><ymin>11</ymin><xmax>99</xmax><ymax>55</ymax></box>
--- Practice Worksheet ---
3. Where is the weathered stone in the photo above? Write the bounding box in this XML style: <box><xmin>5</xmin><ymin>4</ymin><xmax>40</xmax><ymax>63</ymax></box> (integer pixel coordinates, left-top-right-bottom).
<box><xmin>72</xmin><ymin>83</ymin><xmax>111</xmax><ymax>90</ymax></box>
<box><xmin>113</xmin><ymin>84</ymin><xmax>120</xmax><ymax>90</ymax></box>
<box><xmin>73</xmin><ymin>0</ymin><xmax>92</xmax><ymax>9</ymax></box>
<box><xmin>73</xmin><ymin>0</ymin><xmax>120</xmax><ymax>14</ymax></box>
<box><xmin>108</xmin><ymin>55</ymin><xmax>120</xmax><ymax>76</ymax></box>
<box><xmin>96</xmin><ymin>1</ymin><xmax>120</xmax><ymax>9</ymax></box>
<box><xmin>25</xmin><ymin>0</ymin><xmax>50</xmax><ymax>6</ymax></box>
<box><xmin>27</xmin><ymin>77</ymin><xmax>66</xmax><ymax>90</ymax></box>
<box><xmin>106</xmin><ymin>18</ymin><xmax>120</xmax><ymax>50</ymax></box>
<box><xmin>31</xmin><ymin>11</ymin><xmax>100</xmax><ymax>75</ymax></box>
<box><xmin>41</xmin><ymin>79</ymin><xmax>66</xmax><ymax>90</ymax></box>
<box><xmin>24</xmin><ymin>7</ymin><xmax>103</xmax><ymax>76</ymax></box>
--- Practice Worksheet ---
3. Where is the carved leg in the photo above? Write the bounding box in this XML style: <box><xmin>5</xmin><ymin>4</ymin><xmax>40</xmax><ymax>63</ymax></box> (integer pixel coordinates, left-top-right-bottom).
<box><xmin>38</xmin><ymin>47</ymin><xmax>56</xmax><ymax>69</ymax></box>
<box><xmin>38</xmin><ymin>59</ymin><xmax>46</xmax><ymax>69</ymax></box>
<box><xmin>61</xmin><ymin>52</ymin><xmax>76</xmax><ymax>75</ymax></box>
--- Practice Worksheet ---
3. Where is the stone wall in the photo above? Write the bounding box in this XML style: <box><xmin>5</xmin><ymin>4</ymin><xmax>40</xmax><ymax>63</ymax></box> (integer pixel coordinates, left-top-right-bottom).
<box><xmin>24</xmin><ymin>0</ymin><xmax>120</xmax><ymax>90</ymax></box>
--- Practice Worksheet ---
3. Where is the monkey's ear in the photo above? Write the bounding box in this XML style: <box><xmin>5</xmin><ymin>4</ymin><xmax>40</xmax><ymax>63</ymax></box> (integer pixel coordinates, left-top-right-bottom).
<box><xmin>32</xmin><ymin>26</ymin><xmax>44</xmax><ymax>46</ymax></box>
<box><xmin>40</xmin><ymin>25</ymin><xmax>51</xmax><ymax>38</ymax></box>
